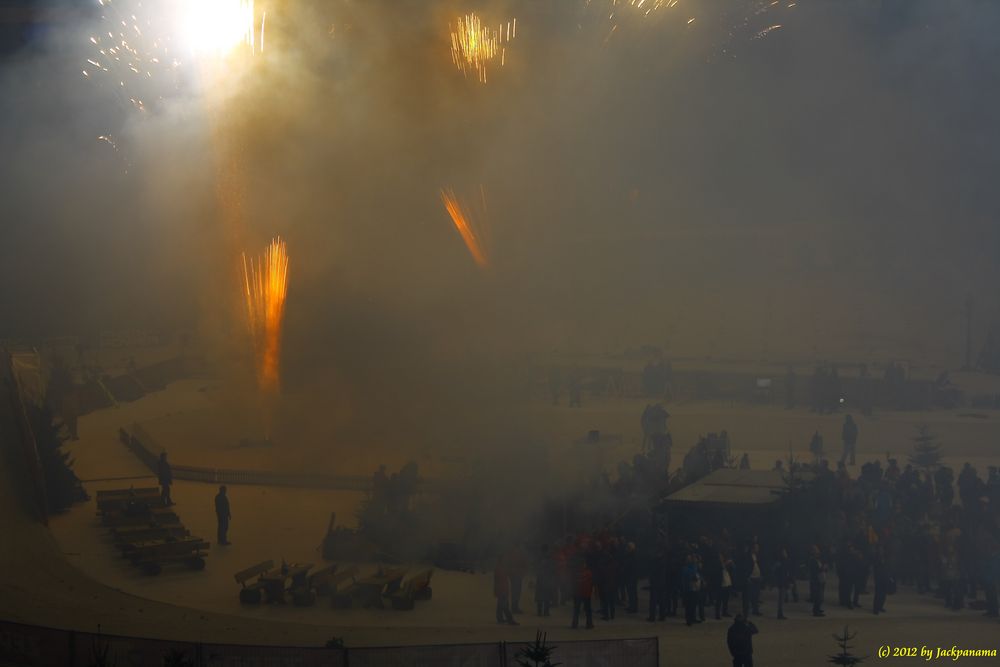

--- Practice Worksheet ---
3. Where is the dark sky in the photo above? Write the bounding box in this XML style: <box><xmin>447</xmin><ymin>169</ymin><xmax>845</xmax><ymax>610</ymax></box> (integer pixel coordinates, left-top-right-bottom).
<box><xmin>1</xmin><ymin>0</ymin><xmax>999</xmax><ymax>367</ymax></box>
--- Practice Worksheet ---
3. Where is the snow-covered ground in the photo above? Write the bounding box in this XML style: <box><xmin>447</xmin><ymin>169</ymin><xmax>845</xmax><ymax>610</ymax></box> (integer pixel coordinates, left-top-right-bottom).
<box><xmin>7</xmin><ymin>376</ymin><xmax>1000</xmax><ymax>665</ymax></box>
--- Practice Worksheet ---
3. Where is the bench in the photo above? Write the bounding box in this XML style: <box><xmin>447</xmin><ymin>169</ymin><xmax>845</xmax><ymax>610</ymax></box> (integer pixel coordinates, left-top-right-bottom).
<box><xmin>290</xmin><ymin>563</ymin><xmax>334</xmax><ymax>607</ymax></box>
<box><xmin>335</xmin><ymin>567</ymin><xmax>407</xmax><ymax>609</ymax></box>
<box><xmin>101</xmin><ymin>507</ymin><xmax>179</xmax><ymax>528</ymax></box>
<box><xmin>257</xmin><ymin>562</ymin><xmax>313</xmax><ymax>604</ymax></box>
<box><xmin>129</xmin><ymin>537</ymin><xmax>210</xmax><ymax>575</ymax></box>
<box><xmin>302</xmin><ymin>563</ymin><xmax>339</xmax><ymax>597</ymax></box>
<box><xmin>96</xmin><ymin>487</ymin><xmax>159</xmax><ymax>501</ymax></box>
<box><xmin>328</xmin><ymin>565</ymin><xmax>366</xmax><ymax>609</ymax></box>
<box><xmin>113</xmin><ymin>526</ymin><xmax>190</xmax><ymax>553</ymax></box>
<box><xmin>382</xmin><ymin>569</ymin><xmax>407</xmax><ymax>597</ymax></box>
<box><xmin>96</xmin><ymin>488</ymin><xmax>162</xmax><ymax>514</ymax></box>
<box><xmin>98</xmin><ymin>496</ymin><xmax>166</xmax><ymax>514</ymax></box>
<box><xmin>112</xmin><ymin>524</ymin><xmax>189</xmax><ymax>540</ymax></box>
<box><xmin>234</xmin><ymin>560</ymin><xmax>275</xmax><ymax>604</ymax></box>
<box><xmin>390</xmin><ymin>568</ymin><xmax>434</xmax><ymax>610</ymax></box>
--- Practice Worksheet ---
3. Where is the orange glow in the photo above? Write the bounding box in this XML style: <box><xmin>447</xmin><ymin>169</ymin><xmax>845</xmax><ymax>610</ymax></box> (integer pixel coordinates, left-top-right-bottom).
<box><xmin>242</xmin><ymin>236</ymin><xmax>289</xmax><ymax>392</ymax></box>
<box><xmin>440</xmin><ymin>188</ymin><xmax>489</xmax><ymax>269</ymax></box>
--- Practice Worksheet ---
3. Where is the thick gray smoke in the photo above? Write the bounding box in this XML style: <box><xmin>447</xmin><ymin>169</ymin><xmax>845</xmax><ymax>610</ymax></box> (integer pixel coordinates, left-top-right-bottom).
<box><xmin>2</xmin><ymin>1</ymin><xmax>1000</xmax><ymax>510</ymax></box>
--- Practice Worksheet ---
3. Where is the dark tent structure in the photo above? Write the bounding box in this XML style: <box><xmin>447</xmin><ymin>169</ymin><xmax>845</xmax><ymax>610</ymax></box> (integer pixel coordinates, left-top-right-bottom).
<box><xmin>661</xmin><ymin>468</ymin><xmax>816</xmax><ymax>545</ymax></box>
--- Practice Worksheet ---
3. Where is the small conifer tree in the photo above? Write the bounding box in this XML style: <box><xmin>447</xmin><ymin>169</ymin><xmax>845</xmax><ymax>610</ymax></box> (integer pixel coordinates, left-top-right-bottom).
<box><xmin>828</xmin><ymin>626</ymin><xmax>866</xmax><ymax>666</ymax></box>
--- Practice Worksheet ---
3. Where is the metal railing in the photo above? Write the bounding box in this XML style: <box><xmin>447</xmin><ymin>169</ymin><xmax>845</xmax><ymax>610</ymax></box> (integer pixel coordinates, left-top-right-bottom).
<box><xmin>0</xmin><ymin>619</ymin><xmax>658</xmax><ymax>667</ymax></box>
<box><xmin>123</xmin><ymin>424</ymin><xmax>375</xmax><ymax>492</ymax></box>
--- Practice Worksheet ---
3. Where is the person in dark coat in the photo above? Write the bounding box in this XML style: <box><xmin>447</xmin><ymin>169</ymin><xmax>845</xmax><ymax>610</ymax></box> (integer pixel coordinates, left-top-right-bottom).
<box><xmin>494</xmin><ymin>558</ymin><xmax>518</xmax><ymax>625</ymax></box>
<box><xmin>507</xmin><ymin>544</ymin><xmax>529</xmax><ymax>614</ymax></box>
<box><xmin>808</xmin><ymin>545</ymin><xmax>827</xmax><ymax>617</ymax></box>
<box><xmin>841</xmin><ymin>415</ymin><xmax>859</xmax><ymax>466</ymax></box>
<box><xmin>534</xmin><ymin>546</ymin><xmax>556</xmax><ymax>617</ymax></box>
<box><xmin>809</xmin><ymin>431</ymin><xmax>825</xmax><ymax>464</ymax></box>
<box><xmin>572</xmin><ymin>561</ymin><xmax>595</xmax><ymax>629</ymax></box>
<box><xmin>157</xmin><ymin>452</ymin><xmax>173</xmax><ymax>506</ymax></box>
<box><xmin>849</xmin><ymin>544</ymin><xmax>867</xmax><ymax>609</ymax></box>
<box><xmin>734</xmin><ymin>546</ymin><xmax>750</xmax><ymax>617</ymax></box>
<box><xmin>647</xmin><ymin>548</ymin><xmax>667</xmax><ymax>622</ymax></box>
<box><xmin>680</xmin><ymin>554</ymin><xmax>701</xmax><ymax>626</ymax></box>
<box><xmin>836</xmin><ymin>544</ymin><xmax>853</xmax><ymax>608</ymax></box>
<box><xmin>772</xmin><ymin>548</ymin><xmax>790</xmax><ymax>620</ymax></box>
<box><xmin>703</xmin><ymin>547</ymin><xmax>722</xmax><ymax>618</ymax></box>
<box><xmin>665</xmin><ymin>545</ymin><xmax>682</xmax><ymax>616</ymax></box>
<box><xmin>696</xmin><ymin>555</ymin><xmax>707</xmax><ymax>622</ymax></box>
<box><xmin>935</xmin><ymin>466</ymin><xmax>955</xmax><ymax>507</ymax></box>
<box><xmin>727</xmin><ymin>614</ymin><xmax>759</xmax><ymax>667</ymax></box>
<box><xmin>872</xmin><ymin>547</ymin><xmax>890</xmax><ymax>615</ymax></box>
<box><xmin>214</xmin><ymin>485</ymin><xmax>231</xmax><ymax>546</ymax></box>
<box><xmin>621</xmin><ymin>541</ymin><xmax>639</xmax><ymax>613</ymax></box>
<box><xmin>738</xmin><ymin>544</ymin><xmax>762</xmax><ymax>617</ymax></box>
<box><xmin>714</xmin><ymin>552</ymin><xmax>734</xmax><ymax>619</ymax></box>
<box><xmin>595</xmin><ymin>540</ymin><xmax>618</xmax><ymax>620</ymax></box>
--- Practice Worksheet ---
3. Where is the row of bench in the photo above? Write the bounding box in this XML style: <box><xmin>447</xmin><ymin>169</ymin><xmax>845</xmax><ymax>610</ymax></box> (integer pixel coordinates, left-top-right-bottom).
<box><xmin>97</xmin><ymin>487</ymin><xmax>209</xmax><ymax>576</ymax></box>
<box><xmin>234</xmin><ymin>561</ymin><xmax>433</xmax><ymax>611</ymax></box>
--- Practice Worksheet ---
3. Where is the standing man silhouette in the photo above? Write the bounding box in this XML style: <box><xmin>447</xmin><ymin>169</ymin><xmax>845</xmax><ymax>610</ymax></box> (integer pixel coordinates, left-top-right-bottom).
<box><xmin>215</xmin><ymin>485</ymin><xmax>231</xmax><ymax>546</ymax></box>
<box><xmin>841</xmin><ymin>415</ymin><xmax>859</xmax><ymax>466</ymax></box>
<box><xmin>157</xmin><ymin>452</ymin><xmax>173</xmax><ymax>506</ymax></box>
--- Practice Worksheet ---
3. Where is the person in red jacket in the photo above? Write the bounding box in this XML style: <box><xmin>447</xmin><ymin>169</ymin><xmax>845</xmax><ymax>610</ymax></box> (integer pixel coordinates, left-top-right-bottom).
<box><xmin>494</xmin><ymin>558</ymin><xmax>518</xmax><ymax>625</ymax></box>
<box><xmin>572</xmin><ymin>561</ymin><xmax>595</xmax><ymax>629</ymax></box>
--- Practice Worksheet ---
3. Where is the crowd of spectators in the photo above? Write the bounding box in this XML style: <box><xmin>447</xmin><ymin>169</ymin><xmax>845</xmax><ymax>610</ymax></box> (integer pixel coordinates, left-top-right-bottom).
<box><xmin>492</xmin><ymin>452</ymin><xmax>1000</xmax><ymax>629</ymax></box>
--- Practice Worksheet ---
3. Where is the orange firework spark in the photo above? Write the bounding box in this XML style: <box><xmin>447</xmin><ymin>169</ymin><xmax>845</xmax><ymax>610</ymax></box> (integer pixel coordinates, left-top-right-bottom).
<box><xmin>440</xmin><ymin>188</ymin><xmax>489</xmax><ymax>269</ymax></box>
<box><xmin>449</xmin><ymin>13</ymin><xmax>516</xmax><ymax>83</ymax></box>
<box><xmin>241</xmin><ymin>236</ymin><xmax>289</xmax><ymax>392</ymax></box>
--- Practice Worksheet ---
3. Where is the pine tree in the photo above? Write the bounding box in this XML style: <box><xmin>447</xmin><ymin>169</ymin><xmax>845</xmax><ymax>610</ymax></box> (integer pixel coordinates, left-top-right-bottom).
<box><xmin>515</xmin><ymin>631</ymin><xmax>562</xmax><ymax>667</ymax></box>
<box><xmin>908</xmin><ymin>425</ymin><xmax>942</xmax><ymax>473</ymax></box>
<box><xmin>828</xmin><ymin>626</ymin><xmax>866</xmax><ymax>666</ymax></box>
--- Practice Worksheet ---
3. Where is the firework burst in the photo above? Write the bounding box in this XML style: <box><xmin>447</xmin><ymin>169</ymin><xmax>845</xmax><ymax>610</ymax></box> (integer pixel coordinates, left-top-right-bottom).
<box><xmin>242</xmin><ymin>237</ymin><xmax>289</xmax><ymax>393</ymax></box>
<box><xmin>175</xmin><ymin>0</ymin><xmax>257</xmax><ymax>58</ymax></box>
<box><xmin>83</xmin><ymin>0</ymin><xmax>263</xmax><ymax>112</ymax></box>
<box><xmin>449</xmin><ymin>13</ymin><xmax>516</xmax><ymax>84</ymax></box>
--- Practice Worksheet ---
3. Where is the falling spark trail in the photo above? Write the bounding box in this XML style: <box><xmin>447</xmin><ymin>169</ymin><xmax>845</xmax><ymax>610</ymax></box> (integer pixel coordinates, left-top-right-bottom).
<box><xmin>97</xmin><ymin>134</ymin><xmax>131</xmax><ymax>173</ymax></box>
<box><xmin>753</xmin><ymin>23</ymin><xmax>783</xmax><ymax>39</ymax></box>
<box><xmin>440</xmin><ymin>188</ymin><xmax>489</xmax><ymax>269</ymax></box>
<box><xmin>259</xmin><ymin>11</ymin><xmax>266</xmax><ymax>53</ymax></box>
